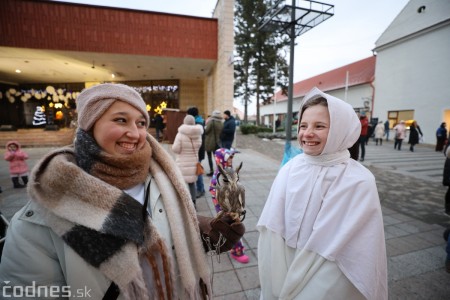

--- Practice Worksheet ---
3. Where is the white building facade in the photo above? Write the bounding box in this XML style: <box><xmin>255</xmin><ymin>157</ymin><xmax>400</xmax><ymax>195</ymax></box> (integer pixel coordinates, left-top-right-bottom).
<box><xmin>261</xmin><ymin>0</ymin><xmax>450</xmax><ymax>145</ymax></box>
<box><xmin>373</xmin><ymin>0</ymin><xmax>450</xmax><ymax>142</ymax></box>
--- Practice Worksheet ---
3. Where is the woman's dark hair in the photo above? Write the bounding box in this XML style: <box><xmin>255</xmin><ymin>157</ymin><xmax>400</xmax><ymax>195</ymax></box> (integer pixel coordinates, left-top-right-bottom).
<box><xmin>187</xmin><ymin>107</ymin><xmax>199</xmax><ymax>117</ymax></box>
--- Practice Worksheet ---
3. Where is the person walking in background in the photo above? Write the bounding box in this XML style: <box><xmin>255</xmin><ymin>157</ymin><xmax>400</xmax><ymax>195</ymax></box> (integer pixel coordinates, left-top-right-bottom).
<box><xmin>348</xmin><ymin>140</ymin><xmax>359</xmax><ymax>160</ymax></box>
<box><xmin>436</xmin><ymin>122</ymin><xmax>447</xmax><ymax>152</ymax></box>
<box><xmin>209</xmin><ymin>148</ymin><xmax>250</xmax><ymax>264</ymax></box>
<box><xmin>172</xmin><ymin>114</ymin><xmax>203</xmax><ymax>206</ymax></box>
<box><xmin>220</xmin><ymin>110</ymin><xmax>236</xmax><ymax>149</ymax></box>
<box><xmin>153</xmin><ymin>112</ymin><xmax>165</xmax><ymax>142</ymax></box>
<box><xmin>187</xmin><ymin>107</ymin><xmax>206</xmax><ymax>199</ymax></box>
<box><xmin>366</xmin><ymin>121</ymin><xmax>374</xmax><ymax>145</ymax></box>
<box><xmin>205</xmin><ymin>110</ymin><xmax>223</xmax><ymax>176</ymax></box>
<box><xmin>257</xmin><ymin>87</ymin><xmax>387</xmax><ymax>299</ymax></box>
<box><xmin>4</xmin><ymin>141</ymin><xmax>29</xmax><ymax>189</ymax></box>
<box><xmin>408</xmin><ymin>120</ymin><xmax>423</xmax><ymax>152</ymax></box>
<box><xmin>384</xmin><ymin>119</ymin><xmax>390</xmax><ymax>141</ymax></box>
<box><xmin>0</xmin><ymin>83</ymin><xmax>245</xmax><ymax>299</ymax></box>
<box><xmin>275</xmin><ymin>118</ymin><xmax>281</xmax><ymax>129</ymax></box>
<box><xmin>443</xmin><ymin>228</ymin><xmax>450</xmax><ymax>273</ymax></box>
<box><xmin>359</xmin><ymin>111</ymin><xmax>369</xmax><ymax>161</ymax></box>
<box><xmin>348</xmin><ymin>111</ymin><xmax>360</xmax><ymax>160</ymax></box>
<box><xmin>443</xmin><ymin>144</ymin><xmax>450</xmax><ymax>215</ymax></box>
<box><xmin>443</xmin><ymin>145</ymin><xmax>450</xmax><ymax>272</ymax></box>
<box><xmin>374</xmin><ymin>120</ymin><xmax>385</xmax><ymax>146</ymax></box>
<box><xmin>394</xmin><ymin>120</ymin><xmax>407</xmax><ymax>151</ymax></box>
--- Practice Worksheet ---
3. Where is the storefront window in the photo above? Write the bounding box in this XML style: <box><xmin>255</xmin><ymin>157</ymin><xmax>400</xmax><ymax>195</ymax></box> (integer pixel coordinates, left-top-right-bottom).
<box><xmin>0</xmin><ymin>80</ymin><xmax>179</xmax><ymax>129</ymax></box>
<box><xmin>124</xmin><ymin>80</ymin><xmax>180</xmax><ymax>128</ymax></box>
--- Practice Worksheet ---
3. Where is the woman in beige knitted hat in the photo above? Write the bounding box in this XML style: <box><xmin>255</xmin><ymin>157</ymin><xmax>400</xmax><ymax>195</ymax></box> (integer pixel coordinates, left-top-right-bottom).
<box><xmin>0</xmin><ymin>83</ymin><xmax>244</xmax><ymax>299</ymax></box>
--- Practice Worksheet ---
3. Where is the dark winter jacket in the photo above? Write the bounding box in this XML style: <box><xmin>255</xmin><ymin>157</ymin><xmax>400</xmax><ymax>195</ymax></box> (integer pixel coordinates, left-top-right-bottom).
<box><xmin>408</xmin><ymin>124</ymin><xmax>423</xmax><ymax>145</ymax></box>
<box><xmin>220</xmin><ymin>116</ymin><xmax>236</xmax><ymax>147</ymax></box>
<box><xmin>444</xmin><ymin>149</ymin><xmax>450</xmax><ymax>186</ymax></box>
<box><xmin>154</xmin><ymin>114</ymin><xmax>165</xmax><ymax>130</ymax></box>
<box><xmin>437</xmin><ymin>126</ymin><xmax>447</xmax><ymax>139</ymax></box>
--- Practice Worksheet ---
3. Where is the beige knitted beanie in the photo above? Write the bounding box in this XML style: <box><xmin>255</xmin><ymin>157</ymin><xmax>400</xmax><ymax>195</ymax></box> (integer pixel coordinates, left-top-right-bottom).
<box><xmin>76</xmin><ymin>83</ymin><xmax>149</xmax><ymax>131</ymax></box>
<box><xmin>211</xmin><ymin>110</ymin><xmax>222</xmax><ymax>118</ymax></box>
<box><xmin>183</xmin><ymin>115</ymin><xmax>195</xmax><ymax>125</ymax></box>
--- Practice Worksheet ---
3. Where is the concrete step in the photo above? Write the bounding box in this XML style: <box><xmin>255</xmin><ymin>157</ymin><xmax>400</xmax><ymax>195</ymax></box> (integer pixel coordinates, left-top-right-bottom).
<box><xmin>0</xmin><ymin>128</ymin><xmax>75</xmax><ymax>148</ymax></box>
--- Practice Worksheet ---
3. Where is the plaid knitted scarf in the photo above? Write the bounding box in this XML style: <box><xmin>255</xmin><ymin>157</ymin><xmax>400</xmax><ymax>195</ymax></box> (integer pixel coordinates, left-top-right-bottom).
<box><xmin>28</xmin><ymin>130</ymin><xmax>212</xmax><ymax>299</ymax></box>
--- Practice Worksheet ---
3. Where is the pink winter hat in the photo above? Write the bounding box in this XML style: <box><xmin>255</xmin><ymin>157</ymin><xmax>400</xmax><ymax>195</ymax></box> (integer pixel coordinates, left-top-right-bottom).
<box><xmin>76</xmin><ymin>83</ymin><xmax>149</xmax><ymax>131</ymax></box>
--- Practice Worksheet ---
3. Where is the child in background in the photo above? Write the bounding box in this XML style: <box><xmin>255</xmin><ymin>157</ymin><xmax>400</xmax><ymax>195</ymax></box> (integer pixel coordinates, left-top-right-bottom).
<box><xmin>4</xmin><ymin>141</ymin><xmax>29</xmax><ymax>188</ymax></box>
<box><xmin>209</xmin><ymin>148</ymin><xmax>249</xmax><ymax>263</ymax></box>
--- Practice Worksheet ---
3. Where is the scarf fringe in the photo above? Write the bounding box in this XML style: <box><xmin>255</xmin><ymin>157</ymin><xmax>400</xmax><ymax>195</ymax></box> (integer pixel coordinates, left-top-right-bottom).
<box><xmin>121</xmin><ymin>275</ymin><xmax>149</xmax><ymax>300</ymax></box>
<box><xmin>157</xmin><ymin>239</ymin><xmax>174</xmax><ymax>300</ymax></box>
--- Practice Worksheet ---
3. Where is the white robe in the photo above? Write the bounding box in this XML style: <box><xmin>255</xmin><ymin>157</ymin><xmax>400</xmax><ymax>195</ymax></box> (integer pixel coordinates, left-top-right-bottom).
<box><xmin>257</xmin><ymin>87</ymin><xmax>387</xmax><ymax>300</ymax></box>
<box><xmin>258</xmin><ymin>228</ymin><xmax>364</xmax><ymax>300</ymax></box>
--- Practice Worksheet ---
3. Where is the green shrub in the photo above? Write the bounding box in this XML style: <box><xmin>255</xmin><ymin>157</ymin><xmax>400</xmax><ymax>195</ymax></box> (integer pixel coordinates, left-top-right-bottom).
<box><xmin>256</xmin><ymin>127</ymin><xmax>271</xmax><ymax>133</ymax></box>
<box><xmin>240</xmin><ymin>124</ymin><xmax>282</xmax><ymax>134</ymax></box>
<box><xmin>240</xmin><ymin>124</ymin><xmax>258</xmax><ymax>134</ymax></box>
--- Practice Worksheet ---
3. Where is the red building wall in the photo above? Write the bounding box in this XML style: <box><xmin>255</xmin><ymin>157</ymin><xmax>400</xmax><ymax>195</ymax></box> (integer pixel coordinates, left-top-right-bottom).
<box><xmin>0</xmin><ymin>0</ymin><xmax>218</xmax><ymax>60</ymax></box>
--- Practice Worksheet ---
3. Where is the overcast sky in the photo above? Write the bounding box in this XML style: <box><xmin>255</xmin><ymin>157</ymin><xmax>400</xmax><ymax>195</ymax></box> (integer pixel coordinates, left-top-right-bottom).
<box><xmin>53</xmin><ymin>0</ymin><xmax>410</xmax><ymax>112</ymax></box>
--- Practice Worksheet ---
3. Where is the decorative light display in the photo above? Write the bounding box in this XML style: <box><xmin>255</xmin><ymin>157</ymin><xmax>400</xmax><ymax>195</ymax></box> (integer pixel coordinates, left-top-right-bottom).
<box><xmin>154</xmin><ymin>101</ymin><xmax>167</xmax><ymax>115</ymax></box>
<box><xmin>0</xmin><ymin>85</ymin><xmax>79</xmax><ymax>106</ymax></box>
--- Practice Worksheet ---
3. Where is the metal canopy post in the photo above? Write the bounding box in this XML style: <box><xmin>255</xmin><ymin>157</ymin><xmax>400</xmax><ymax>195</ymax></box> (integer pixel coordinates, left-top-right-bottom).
<box><xmin>259</xmin><ymin>0</ymin><xmax>334</xmax><ymax>163</ymax></box>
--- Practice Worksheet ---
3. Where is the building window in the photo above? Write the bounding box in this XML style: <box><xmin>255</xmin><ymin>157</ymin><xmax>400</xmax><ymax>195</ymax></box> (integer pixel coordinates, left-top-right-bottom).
<box><xmin>387</xmin><ymin>110</ymin><xmax>414</xmax><ymax>128</ymax></box>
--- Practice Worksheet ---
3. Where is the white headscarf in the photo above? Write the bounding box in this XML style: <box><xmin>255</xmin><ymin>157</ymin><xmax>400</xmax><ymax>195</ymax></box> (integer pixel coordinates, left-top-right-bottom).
<box><xmin>258</xmin><ymin>87</ymin><xmax>387</xmax><ymax>300</ymax></box>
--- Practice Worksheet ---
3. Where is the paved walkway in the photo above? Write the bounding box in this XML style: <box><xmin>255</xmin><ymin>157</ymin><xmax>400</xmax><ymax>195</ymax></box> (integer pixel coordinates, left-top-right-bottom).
<box><xmin>1</xmin><ymin>135</ymin><xmax>449</xmax><ymax>299</ymax></box>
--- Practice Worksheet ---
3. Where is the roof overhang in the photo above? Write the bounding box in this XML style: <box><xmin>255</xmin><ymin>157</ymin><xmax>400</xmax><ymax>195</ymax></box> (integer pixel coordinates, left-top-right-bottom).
<box><xmin>0</xmin><ymin>46</ymin><xmax>216</xmax><ymax>85</ymax></box>
<box><xmin>0</xmin><ymin>0</ymin><xmax>218</xmax><ymax>86</ymax></box>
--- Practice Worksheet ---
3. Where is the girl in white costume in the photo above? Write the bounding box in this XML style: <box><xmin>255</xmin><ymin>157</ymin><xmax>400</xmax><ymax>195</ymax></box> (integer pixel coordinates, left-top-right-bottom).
<box><xmin>257</xmin><ymin>87</ymin><xmax>387</xmax><ymax>300</ymax></box>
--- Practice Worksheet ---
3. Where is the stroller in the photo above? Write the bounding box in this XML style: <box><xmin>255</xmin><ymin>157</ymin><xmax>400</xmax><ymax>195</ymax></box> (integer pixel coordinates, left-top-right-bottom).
<box><xmin>0</xmin><ymin>211</ymin><xmax>9</xmax><ymax>261</ymax></box>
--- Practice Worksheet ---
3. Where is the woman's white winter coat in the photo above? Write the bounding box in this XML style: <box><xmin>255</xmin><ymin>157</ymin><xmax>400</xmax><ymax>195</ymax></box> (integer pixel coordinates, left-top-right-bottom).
<box><xmin>374</xmin><ymin>123</ymin><xmax>385</xmax><ymax>139</ymax></box>
<box><xmin>172</xmin><ymin>123</ymin><xmax>203</xmax><ymax>183</ymax></box>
